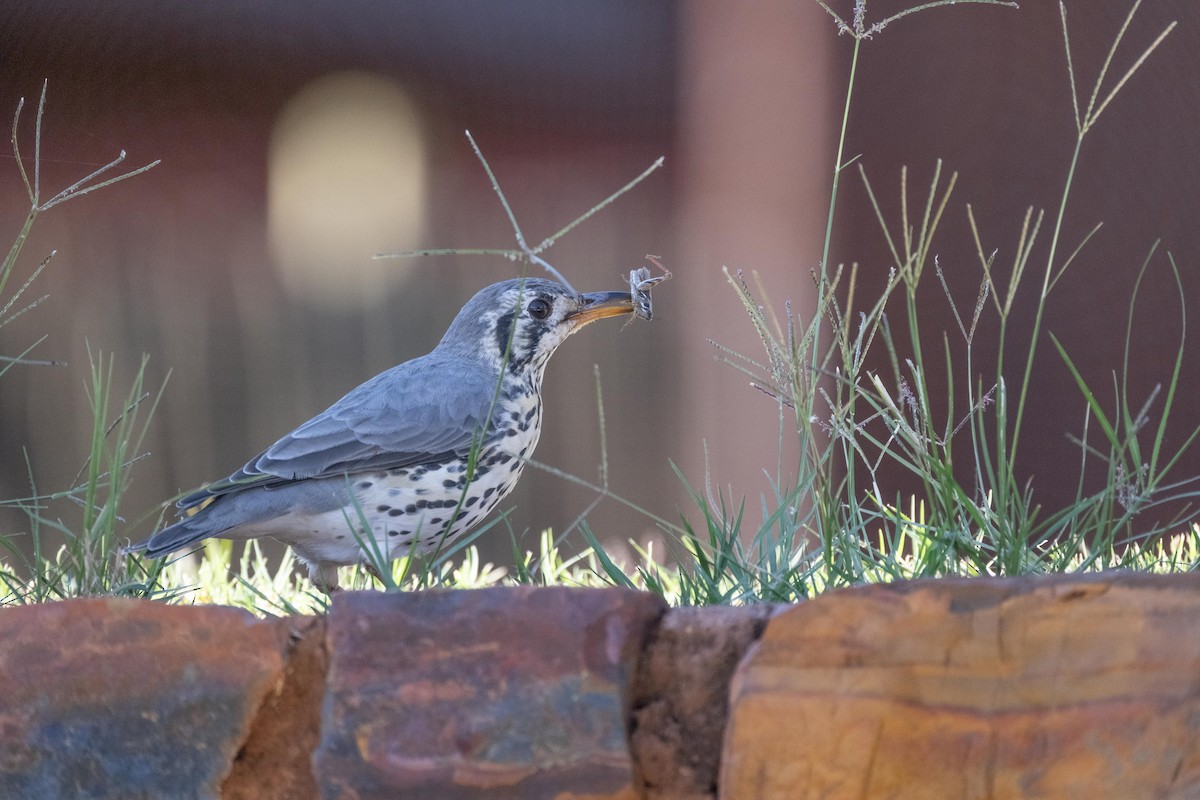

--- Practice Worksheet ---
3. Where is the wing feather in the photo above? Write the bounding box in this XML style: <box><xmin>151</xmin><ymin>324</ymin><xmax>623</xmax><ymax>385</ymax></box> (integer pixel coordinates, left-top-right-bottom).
<box><xmin>179</xmin><ymin>352</ymin><xmax>496</xmax><ymax>509</ymax></box>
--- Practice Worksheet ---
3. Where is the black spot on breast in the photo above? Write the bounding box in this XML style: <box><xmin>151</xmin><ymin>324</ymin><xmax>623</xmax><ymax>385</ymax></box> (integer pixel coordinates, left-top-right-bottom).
<box><xmin>357</xmin><ymin>480</ymin><xmax>374</xmax><ymax>489</ymax></box>
<box><xmin>443</xmin><ymin>478</ymin><xmax>459</xmax><ymax>489</ymax></box>
<box><xmin>466</xmin><ymin>496</ymin><xmax>479</xmax><ymax>507</ymax></box>
<box><xmin>388</xmin><ymin>508</ymin><xmax>404</xmax><ymax>517</ymax></box>
<box><xmin>376</xmin><ymin>505</ymin><xmax>391</xmax><ymax>513</ymax></box>
<box><xmin>430</xmin><ymin>517</ymin><xmax>443</xmax><ymax>525</ymax></box>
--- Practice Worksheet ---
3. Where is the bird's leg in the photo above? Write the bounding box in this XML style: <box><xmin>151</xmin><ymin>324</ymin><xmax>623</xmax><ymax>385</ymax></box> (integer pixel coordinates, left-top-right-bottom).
<box><xmin>309</xmin><ymin>562</ymin><xmax>341</xmax><ymax>594</ymax></box>
<box><xmin>362</xmin><ymin>562</ymin><xmax>385</xmax><ymax>585</ymax></box>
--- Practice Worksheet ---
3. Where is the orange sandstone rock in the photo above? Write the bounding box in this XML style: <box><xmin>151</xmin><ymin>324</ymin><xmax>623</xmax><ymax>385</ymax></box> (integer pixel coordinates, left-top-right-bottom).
<box><xmin>722</xmin><ymin>573</ymin><xmax>1200</xmax><ymax>800</ymax></box>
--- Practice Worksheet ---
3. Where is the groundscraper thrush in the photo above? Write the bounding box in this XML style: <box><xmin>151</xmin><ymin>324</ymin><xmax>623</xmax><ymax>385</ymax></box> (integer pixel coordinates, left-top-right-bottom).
<box><xmin>137</xmin><ymin>278</ymin><xmax>635</xmax><ymax>590</ymax></box>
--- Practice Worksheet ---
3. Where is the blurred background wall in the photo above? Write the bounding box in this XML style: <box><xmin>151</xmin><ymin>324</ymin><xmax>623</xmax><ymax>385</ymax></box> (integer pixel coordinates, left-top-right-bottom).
<box><xmin>0</xmin><ymin>1</ymin><xmax>1197</xmax><ymax>567</ymax></box>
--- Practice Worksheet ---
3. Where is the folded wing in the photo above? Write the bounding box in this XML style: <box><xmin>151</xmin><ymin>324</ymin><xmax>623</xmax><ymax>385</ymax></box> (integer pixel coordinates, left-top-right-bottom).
<box><xmin>178</xmin><ymin>353</ymin><xmax>496</xmax><ymax>510</ymax></box>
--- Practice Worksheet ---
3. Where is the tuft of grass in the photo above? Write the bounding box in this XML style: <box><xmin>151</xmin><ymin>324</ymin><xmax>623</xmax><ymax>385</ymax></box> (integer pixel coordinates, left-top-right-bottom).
<box><xmin>0</xmin><ymin>84</ymin><xmax>164</xmax><ymax>605</ymax></box>
<box><xmin>148</xmin><ymin>529</ymin><xmax>630</xmax><ymax>616</ymax></box>
<box><xmin>1</xmin><ymin>351</ymin><xmax>171</xmax><ymax>603</ymax></box>
<box><xmin>599</xmin><ymin>0</ymin><xmax>1198</xmax><ymax>604</ymax></box>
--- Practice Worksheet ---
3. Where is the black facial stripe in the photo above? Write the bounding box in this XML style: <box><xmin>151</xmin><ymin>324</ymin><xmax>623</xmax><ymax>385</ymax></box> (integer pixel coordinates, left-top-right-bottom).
<box><xmin>492</xmin><ymin>290</ymin><xmax>563</xmax><ymax>372</ymax></box>
<box><xmin>493</xmin><ymin>309</ymin><xmax>515</xmax><ymax>360</ymax></box>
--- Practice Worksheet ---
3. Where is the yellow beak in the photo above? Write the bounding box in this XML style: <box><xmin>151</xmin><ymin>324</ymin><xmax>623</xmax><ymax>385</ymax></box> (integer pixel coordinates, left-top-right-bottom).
<box><xmin>565</xmin><ymin>290</ymin><xmax>635</xmax><ymax>327</ymax></box>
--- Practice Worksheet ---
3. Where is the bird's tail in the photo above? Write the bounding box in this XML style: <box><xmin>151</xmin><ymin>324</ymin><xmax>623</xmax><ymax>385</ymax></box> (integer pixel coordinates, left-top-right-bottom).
<box><xmin>133</xmin><ymin>515</ymin><xmax>218</xmax><ymax>558</ymax></box>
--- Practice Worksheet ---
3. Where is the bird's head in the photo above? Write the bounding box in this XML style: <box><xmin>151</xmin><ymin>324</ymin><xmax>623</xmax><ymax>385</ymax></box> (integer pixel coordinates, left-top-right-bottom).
<box><xmin>438</xmin><ymin>277</ymin><xmax>634</xmax><ymax>377</ymax></box>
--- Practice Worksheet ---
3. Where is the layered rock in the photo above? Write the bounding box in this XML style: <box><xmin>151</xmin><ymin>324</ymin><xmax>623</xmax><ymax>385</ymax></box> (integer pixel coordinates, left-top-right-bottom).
<box><xmin>314</xmin><ymin>586</ymin><xmax>666</xmax><ymax>799</ymax></box>
<box><xmin>0</xmin><ymin>599</ymin><xmax>287</xmax><ymax>800</ymax></box>
<box><xmin>5</xmin><ymin>575</ymin><xmax>1200</xmax><ymax>800</ymax></box>
<box><xmin>723</xmin><ymin>573</ymin><xmax>1200</xmax><ymax>800</ymax></box>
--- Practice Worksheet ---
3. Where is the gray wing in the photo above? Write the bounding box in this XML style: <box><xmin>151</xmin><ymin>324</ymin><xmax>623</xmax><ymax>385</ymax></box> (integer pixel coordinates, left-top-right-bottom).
<box><xmin>179</xmin><ymin>352</ymin><xmax>496</xmax><ymax>509</ymax></box>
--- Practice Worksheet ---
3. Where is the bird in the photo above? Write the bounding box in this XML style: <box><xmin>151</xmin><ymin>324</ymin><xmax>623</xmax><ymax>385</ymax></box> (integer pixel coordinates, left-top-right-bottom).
<box><xmin>136</xmin><ymin>277</ymin><xmax>634</xmax><ymax>591</ymax></box>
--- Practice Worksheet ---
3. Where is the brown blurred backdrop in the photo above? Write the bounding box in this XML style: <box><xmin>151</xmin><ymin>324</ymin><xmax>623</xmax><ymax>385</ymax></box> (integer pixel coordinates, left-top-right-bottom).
<box><xmin>0</xmin><ymin>1</ymin><xmax>1197</xmax><ymax>566</ymax></box>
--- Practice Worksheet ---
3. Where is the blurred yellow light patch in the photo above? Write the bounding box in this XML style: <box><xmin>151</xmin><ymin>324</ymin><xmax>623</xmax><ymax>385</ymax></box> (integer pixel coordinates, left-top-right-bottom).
<box><xmin>268</xmin><ymin>72</ymin><xmax>426</xmax><ymax>307</ymax></box>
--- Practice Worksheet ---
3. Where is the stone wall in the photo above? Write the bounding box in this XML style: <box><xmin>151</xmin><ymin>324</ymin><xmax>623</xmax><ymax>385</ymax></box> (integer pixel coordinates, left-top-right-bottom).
<box><xmin>2</xmin><ymin>574</ymin><xmax>1198</xmax><ymax>799</ymax></box>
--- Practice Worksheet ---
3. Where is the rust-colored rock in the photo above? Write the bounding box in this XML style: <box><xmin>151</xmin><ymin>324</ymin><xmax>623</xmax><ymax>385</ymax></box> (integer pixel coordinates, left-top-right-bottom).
<box><xmin>222</xmin><ymin>615</ymin><xmax>326</xmax><ymax>800</ymax></box>
<box><xmin>315</xmin><ymin>586</ymin><xmax>666</xmax><ymax>799</ymax></box>
<box><xmin>630</xmin><ymin>605</ymin><xmax>775</xmax><ymax>800</ymax></box>
<box><xmin>722</xmin><ymin>573</ymin><xmax>1200</xmax><ymax>800</ymax></box>
<box><xmin>0</xmin><ymin>598</ymin><xmax>284</xmax><ymax>800</ymax></box>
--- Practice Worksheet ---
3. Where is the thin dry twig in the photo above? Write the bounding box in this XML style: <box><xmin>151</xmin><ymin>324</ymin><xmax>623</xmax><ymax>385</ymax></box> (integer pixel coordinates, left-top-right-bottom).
<box><xmin>376</xmin><ymin>132</ymin><xmax>664</xmax><ymax>294</ymax></box>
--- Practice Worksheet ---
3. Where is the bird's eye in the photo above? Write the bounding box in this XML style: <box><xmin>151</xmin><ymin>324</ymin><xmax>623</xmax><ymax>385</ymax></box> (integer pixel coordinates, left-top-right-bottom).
<box><xmin>527</xmin><ymin>297</ymin><xmax>552</xmax><ymax>320</ymax></box>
